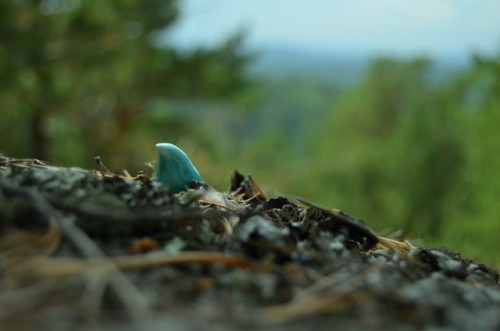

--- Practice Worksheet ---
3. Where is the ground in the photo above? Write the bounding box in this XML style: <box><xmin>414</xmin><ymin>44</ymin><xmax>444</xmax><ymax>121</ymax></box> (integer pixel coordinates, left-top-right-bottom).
<box><xmin>1</xmin><ymin>156</ymin><xmax>499</xmax><ymax>330</ymax></box>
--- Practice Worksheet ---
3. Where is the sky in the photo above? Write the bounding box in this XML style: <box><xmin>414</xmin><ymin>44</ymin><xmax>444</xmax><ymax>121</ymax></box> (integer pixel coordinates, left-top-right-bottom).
<box><xmin>166</xmin><ymin>0</ymin><xmax>500</xmax><ymax>60</ymax></box>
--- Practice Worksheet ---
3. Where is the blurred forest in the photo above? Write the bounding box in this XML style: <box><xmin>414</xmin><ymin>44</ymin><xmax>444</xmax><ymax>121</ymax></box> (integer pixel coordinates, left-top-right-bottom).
<box><xmin>1</xmin><ymin>1</ymin><xmax>499</xmax><ymax>262</ymax></box>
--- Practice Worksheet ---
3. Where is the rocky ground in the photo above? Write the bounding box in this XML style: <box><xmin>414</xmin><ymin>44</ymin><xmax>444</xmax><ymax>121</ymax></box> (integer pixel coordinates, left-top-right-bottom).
<box><xmin>1</xmin><ymin>156</ymin><xmax>499</xmax><ymax>330</ymax></box>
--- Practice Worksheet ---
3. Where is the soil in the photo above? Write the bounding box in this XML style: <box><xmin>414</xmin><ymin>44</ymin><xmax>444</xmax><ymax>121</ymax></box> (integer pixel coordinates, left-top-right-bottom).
<box><xmin>1</xmin><ymin>156</ymin><xmax>499</xmax><ymax>331</ymax></box>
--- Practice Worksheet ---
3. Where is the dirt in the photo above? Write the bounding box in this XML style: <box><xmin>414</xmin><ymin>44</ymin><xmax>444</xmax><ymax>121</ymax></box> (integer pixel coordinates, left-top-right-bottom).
<box><xmin>1</xmin><ymin>156</ymin><xmax>499</xmax><ymax>331</ymax></box>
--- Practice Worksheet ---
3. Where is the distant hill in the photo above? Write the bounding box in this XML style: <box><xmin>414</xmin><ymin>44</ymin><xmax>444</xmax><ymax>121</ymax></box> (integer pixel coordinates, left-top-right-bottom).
<box><xmin>249</xmin><ymin>45</ymin><xmax>469</xmax><ymax>87</ymax></box>
<box><xmin>249</xmin><ymin>46</ymin><xmax>369</xmax><ymax>86</ymax></box>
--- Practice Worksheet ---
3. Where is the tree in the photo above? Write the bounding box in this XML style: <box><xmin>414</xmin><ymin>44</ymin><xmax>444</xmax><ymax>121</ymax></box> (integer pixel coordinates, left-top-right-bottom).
<box><xmin>0</xmin><ymin>0</ymin><xmax>255</xmax><ymax>169</ymax></box>
<box><xmin>306</xmin><ymin>57</ymin><xmax>466</xmax><ymax>237</ymax></box>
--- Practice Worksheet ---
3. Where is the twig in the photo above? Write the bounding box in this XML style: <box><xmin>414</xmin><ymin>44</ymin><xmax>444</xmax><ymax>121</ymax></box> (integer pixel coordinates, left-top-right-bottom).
<box><xmin>198</xmin><ymin>198</ymin><xmax>235</xmax><ymax>211</ymax></box>
<box><xmin>249</xmin><ymin>175</ymin><xmax>269</xmax><ymax>200</ymax></box>
<box><xmin>9</xmin><ymin>251</ymin><xmax>251</xmax><ymax>278</ymax></box>
<box><xmin>94</xmin><ymin>156</ymin><xmax>113</xmax><ymax>176</ymax></box>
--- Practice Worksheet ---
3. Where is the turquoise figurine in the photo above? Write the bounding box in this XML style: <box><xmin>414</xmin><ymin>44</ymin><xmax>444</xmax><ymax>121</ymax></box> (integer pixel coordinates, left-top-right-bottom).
<box><xmin>154</xmin><ymin>143</ymin><xmax>203</xmax><ymax>193</ymax></box>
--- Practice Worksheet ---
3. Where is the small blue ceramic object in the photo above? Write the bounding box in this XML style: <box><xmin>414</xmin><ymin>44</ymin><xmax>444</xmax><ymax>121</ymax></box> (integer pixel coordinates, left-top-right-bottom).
<box><xmin>154</xmin><ymin>143</ymin><xmax>203</xmax><ymax>193</ymax></box>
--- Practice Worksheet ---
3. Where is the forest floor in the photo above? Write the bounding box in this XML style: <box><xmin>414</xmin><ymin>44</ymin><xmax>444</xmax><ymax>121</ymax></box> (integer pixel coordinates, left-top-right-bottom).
<box><xmin>1</xmin><ymin>156</ymin><xmax>499</xmax><ymax>331</ymax></box>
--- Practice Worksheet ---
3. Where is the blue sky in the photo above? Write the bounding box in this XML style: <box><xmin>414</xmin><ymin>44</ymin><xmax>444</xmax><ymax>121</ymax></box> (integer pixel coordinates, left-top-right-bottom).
<box><xmin>166</xmin><ymin>0</ymin><xmax>500</xmax><ymax>60</ymax></box>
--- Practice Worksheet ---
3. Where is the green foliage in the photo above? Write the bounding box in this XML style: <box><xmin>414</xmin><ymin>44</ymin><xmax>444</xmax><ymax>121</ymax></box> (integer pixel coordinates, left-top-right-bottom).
<box><xmin>0</xmin><ymin>0</ymin><xmax>255</xmax><ymax>170</ymax></box>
